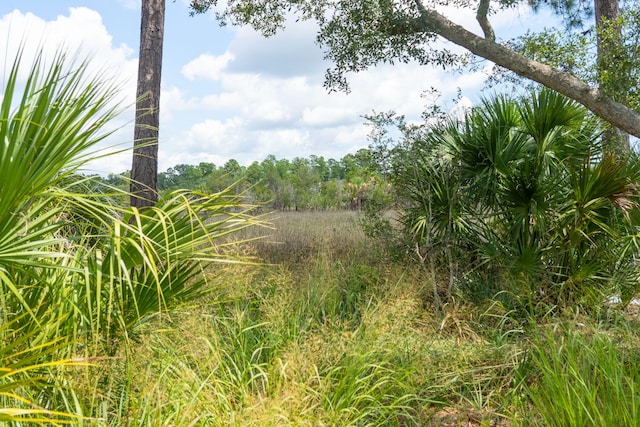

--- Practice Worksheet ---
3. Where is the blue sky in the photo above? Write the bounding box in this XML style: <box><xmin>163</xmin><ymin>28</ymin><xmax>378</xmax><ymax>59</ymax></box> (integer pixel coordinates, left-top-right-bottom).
<box><xmin>1</xmin><ymin>1</ymin><xmax>543</xmax><ymax>174</ymax></box>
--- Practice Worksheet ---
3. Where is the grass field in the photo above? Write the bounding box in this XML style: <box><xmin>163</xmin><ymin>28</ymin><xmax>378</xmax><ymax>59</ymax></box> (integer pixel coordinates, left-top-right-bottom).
<box><xmin>92</xmin><ymin>210</ymin><xmax>640</xmax><ymax>426</ymax></box>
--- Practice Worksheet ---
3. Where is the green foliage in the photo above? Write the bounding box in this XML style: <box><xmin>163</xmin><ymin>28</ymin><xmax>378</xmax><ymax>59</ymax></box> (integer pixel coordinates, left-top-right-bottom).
<box><xmin>209</xmin><ymin>302</ymin><xmax>274</xmax><ymax>402</ymax></box>
<box><xmin>500</xmin><ymin>28</ymin><xmax>593</xmax><ymax>88</ymax></box>
<box><xmin>517</xmin><ymin>324</ymin><xmax>640</xmax><ymax>426</ymax></box>
<box><xmin>396</xmin><ymin>89</ymin><xmax>640</xmax><ymax>310</ymax></box>
<box><xmin>314</xmin><ymin>349</ymin><xmax>419</xmax><ymax>426</ymax></box>
<box><xmin>0</xmin><ymin>48</ymin><xmax>122</xmax><ymax>425</ymax></box>
<box><xmin>0</xmin><ymin>49</ymin><xmax>262</xmax><ymax>424</ymax></box>
<box><xmin>74</xmin><ymin>188</ymin><xmax>258</xmax><ymax>349</ymax></box>
<box><xmin>18</xmin><ymin>208</ymin><xmax>631</xmax><ymax>426</ymax></box>
<box><xmin>505</xmin><ymin>4</ymin><xmax>640</xmax><ymax>113</ymax></box>
<box><xmin>0</xmin><ymin>314</ymin><xmax>87</xmax><ymax>425</ymax></box>
<box><xmin>189</xmin><ymin>0</ymin><xmax>491</xmax><ymax>92</ymax></box>
<box><xmin>151</xmin><ymin>149</ymin><xmax>397</xmax><ymax>212</ymax></box>
<box><xmin>528</xmin><ymin>0</ymin><xmax>594</xmax><ymax>29</ymax></box>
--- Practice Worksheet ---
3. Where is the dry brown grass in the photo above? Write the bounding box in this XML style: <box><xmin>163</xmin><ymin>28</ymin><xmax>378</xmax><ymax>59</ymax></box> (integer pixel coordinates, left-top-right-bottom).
<box><xmin>99</xmin><ymin>210</ymin><xmax>638</xmax><ymax>426</ymax></box>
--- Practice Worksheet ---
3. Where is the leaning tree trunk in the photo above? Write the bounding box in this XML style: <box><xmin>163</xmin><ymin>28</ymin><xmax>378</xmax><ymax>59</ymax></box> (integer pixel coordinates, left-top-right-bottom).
<box><xmin>130</xmin><ymin>0</ymin><xmax>165</xmax><ymax>209</ymax></box>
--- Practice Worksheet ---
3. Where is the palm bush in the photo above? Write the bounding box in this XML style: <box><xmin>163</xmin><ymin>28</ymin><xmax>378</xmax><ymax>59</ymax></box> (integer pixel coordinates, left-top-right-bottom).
<box><xmin>0</xmin><ymin>50</ymin><xmax>261</xmax><ymax>423</ymax></box>
<box><xmin>396</xmin><ymin>89</ymin><xmax>640</xmax><ymax>310</ymax></box>
<box><xmin>0</xmin><ymin>314</ymin><xmax>89</xmax><ymax>425</ymax></box>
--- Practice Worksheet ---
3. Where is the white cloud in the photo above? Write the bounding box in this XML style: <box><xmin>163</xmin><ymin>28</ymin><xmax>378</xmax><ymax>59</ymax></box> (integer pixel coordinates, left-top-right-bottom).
<box><xmin>1</xmin><ymin>8</ymin><xmax>135</xmax><ymax>79</ymax></box>
<box><xmin>0</xmin><ymin>8</ymin><xmax>137</xmax><ymax>93</ymax></box>
<box><xmin>0</xmin><ymin>8</ymin><xmax>138</xmax><ymax>174</ymax></box>
<box><xmin>489</xmin><ymin>3</ymin><xmax>538</xmax><ymax>36</ymax></box>
<box><xmin>165</xmin><ymin>43</ymin><xmax>490</xmax><ymax>167</ymax></box>
<box><xmin>196</xmin><ymin>91</ymin><xmax>246</xmax><ymax>112</ymax></box>
<box><xmin>161</xmin><ymin>117</ymin><xmax>245</xmax><ymax>169</ymax></box>
<box><xmin>255</xmin><ymin>129</ymin><xmax>312</xmax><ymax>157</ymax></box>
<box><xmin>450</xmin><ymin>96</ymin><xmax>474</xmax><ymax>121</ymax></box>
<box><xmin>182</xmin><ymin>52</ymin><xmax>234</xmax><ymax>81</ymax></box>
<box><xmin>302</xmin><ymin>105</ymin><xmax>357</xmax><ymax>128</ymax></box>
<box><xmin>437</xmin><ymin>3</ymin><xmax>535</xmax><ymax>40</ymax></box>
<box><xmin>184</xmin><ymin>118</ymin><xmax>243</xmax><ymax>152</ymax></box>
<box><xmin>161</xmin><ymin>86</ymin><xmax>190</xmax><ymax>121</ymax></box>
<box><xmin>227</xmin><ymin>19</ymin><xmax>326</xmax><ymax>77</ymax></box>
<box><xmin>1</xmin><ymin>3</ymin><xmax>543</xmax><ymax>174</ymax></box>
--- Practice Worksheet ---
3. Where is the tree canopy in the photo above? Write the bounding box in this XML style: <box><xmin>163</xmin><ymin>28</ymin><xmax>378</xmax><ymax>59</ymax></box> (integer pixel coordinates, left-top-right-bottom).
<box><xmin>190</xmin><ymin>0</ymin><xmax>640</xmax><ymax>138</ymax></box>
<box><xmin>150</xmin><ymin>150</ymin><xmax>392</xmax><ymax>211</ymax></box>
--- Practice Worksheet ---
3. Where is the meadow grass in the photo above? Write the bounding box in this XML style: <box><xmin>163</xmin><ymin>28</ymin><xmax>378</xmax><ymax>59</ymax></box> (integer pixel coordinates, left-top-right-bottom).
<box><xmin>80</xmin><ymin>210</ymin><xmax>640</xmax><ymax>426</ymax></box>
<box><xmin>514</xmin><ymin>320</ymin><xmax>640</xmax><ymax>426</ymax></box>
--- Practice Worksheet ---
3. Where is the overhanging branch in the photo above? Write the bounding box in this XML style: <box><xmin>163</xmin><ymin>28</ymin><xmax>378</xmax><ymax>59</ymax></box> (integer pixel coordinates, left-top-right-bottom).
<box><xmin>410</xmin><ymin>1</ymin><xmax>640</xmax><ymax>138</ymax></box>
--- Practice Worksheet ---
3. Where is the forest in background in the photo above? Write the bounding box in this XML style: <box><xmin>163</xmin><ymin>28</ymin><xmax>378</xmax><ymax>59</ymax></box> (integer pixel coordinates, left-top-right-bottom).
<box><xmin>99</xmin><ymin>147</ymin><xmax>396</xmax><ymax>212</ymax></box>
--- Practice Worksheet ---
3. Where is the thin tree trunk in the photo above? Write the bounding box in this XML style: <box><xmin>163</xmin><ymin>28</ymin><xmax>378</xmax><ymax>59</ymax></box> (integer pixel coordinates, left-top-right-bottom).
<box><xmin>595</xmin><ymin>0</ymin><xmax>622</xmax><ymax>69</ymax></box>
<box><xmin>476</xmin><ymin>0</ymin><xmax>495</xmax><ymax>41</ymax></box>
<box><xmin>594</xmin><ymin>0</ymin><xmax>629</xmax><ymax>151</ymax></box>
<box><xmin>131</xmin><ymin>0</ymin><xmax>165</xmax><ymax>209</ymax></box>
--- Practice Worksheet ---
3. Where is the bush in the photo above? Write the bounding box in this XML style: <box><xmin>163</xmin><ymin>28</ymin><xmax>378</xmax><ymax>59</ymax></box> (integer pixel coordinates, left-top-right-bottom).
<box><xmin>395</xmin><ymin>89</ymin><xmax>640</xmax><ymax>312</ymax></box>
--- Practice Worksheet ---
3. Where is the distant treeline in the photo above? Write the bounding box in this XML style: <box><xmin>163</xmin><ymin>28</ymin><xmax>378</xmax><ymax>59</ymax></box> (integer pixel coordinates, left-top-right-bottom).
<box><xmin>100</xmin><ymin>149</ymin><xmax>395</xmax><ymax>211</ymax></box>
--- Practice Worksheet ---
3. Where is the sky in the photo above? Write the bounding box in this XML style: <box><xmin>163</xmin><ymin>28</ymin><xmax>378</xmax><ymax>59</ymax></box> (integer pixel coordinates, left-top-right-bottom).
<box><xmin>0</xmin><ymin>1</ymin><xmax>546</xmax><ymax>175</ymax></box>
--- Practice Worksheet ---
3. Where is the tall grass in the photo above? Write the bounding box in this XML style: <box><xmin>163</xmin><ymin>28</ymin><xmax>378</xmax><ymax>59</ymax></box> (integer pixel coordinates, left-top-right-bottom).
<box><xmin>138</xmin><ymin>211</ymin><xmax>521</xmax><ymax>425</ymax></box>
<box><xmin>517</xmin><ymin>323</ymin><xmax>640</xmax><ymax>426</ymax></box>
<box><xmin>47</xmin><ymin>209</ymin><xmax>636</xmax><ymax>426</ymax></box>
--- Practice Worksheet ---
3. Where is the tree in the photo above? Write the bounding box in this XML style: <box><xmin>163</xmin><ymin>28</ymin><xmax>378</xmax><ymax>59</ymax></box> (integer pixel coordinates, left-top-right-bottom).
<box><xmin>131</xmin><ymin>0</ymin><xmax>165</xmax><ymax>209</ymax></box>
<box><xmin>327</xmin><ymin>158</ymin><xmax>346</xmax><ymax>180</ymax></box>
<box><xmin>209</xmin><ymin>158</ymin><xmax>246</xmax><ymax>193</ymax></box>
<box><xmin>310</xmin><ymin>155</ymin><xmax>330</xmax><ymax>182</ymax></box>
<box><xmin>290</xmin><ymin>157</ymin><xmax>320</xmax><ymax>209</ymax></box>
<box><xmin>522</xmin><ymin>0</ymin><xmax>633</xmax><ymax>150</ymax></box>
<box><xmin>190</xmin><ymin>0</ymin><xmax>640</xmax><ymax>138</ymax></box>
<box><xmin>594</xmin><ymin>0</ymin><xmax>630</xmax><ymax>149</ymax></box>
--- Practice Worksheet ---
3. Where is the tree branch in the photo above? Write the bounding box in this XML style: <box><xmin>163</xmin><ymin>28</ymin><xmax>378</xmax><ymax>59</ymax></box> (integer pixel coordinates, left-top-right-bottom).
<box><xmin>410</xmin><ymin>1</ymin><xmax>640</xmax><ymax>138</ymax></box>
<box><xmin>476</xmin><ymin>0</ymin><xmax>495</xmax><ymax>41</ymax></box>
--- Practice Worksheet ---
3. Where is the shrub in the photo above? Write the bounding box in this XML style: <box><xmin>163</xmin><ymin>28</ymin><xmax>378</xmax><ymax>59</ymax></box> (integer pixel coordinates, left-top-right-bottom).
<box><xmin>395</xmin><ymin>89</ymin><xmax>640</xmax><ymax>312</ymax></box>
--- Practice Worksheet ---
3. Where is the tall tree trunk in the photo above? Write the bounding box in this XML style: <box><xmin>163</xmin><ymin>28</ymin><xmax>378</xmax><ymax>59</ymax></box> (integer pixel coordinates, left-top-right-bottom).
<box><xmin>595</xmin><ymin>0</ymin><xmax>621</xmax><ymax>73</ymax></box>
<box><xmin>130</xmin><ymin>0</ymin><xmax>165</xmax><ymax>209</ymax></box>
<box><xmin>594</xmin><ymin>0</ymin><xmax>629</xmax><ymax>151</ymax></box>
